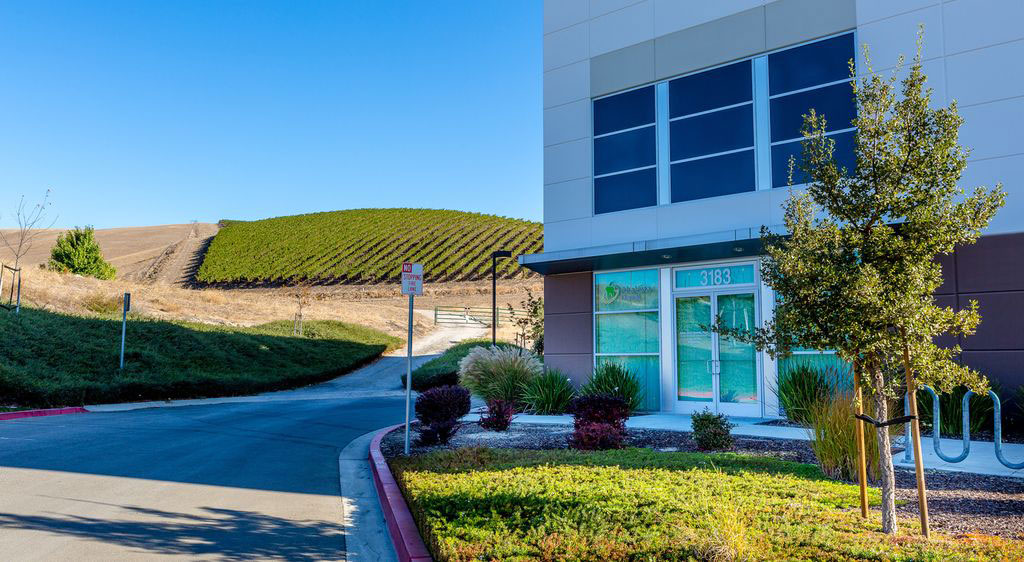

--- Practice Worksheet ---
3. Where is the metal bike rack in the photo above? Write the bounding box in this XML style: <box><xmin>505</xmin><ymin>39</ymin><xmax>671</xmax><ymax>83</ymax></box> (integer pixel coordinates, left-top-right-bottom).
<box><xmin>903</xmin><ymin>385</ymin><xmax>1024</xmax><ymax>470</ymax></box>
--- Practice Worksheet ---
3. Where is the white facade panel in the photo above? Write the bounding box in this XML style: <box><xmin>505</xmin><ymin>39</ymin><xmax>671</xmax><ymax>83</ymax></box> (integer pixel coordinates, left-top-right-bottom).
<box><xmin>544</xmin><ymin>178</ymin><xmax>593</xmax><ymax>223</ymax></box>
<box><xmin>544</xmin><ymin>0</ymin><xmax>589</xmax><ymax>34</ymax></box>
<box><xmin>544</xmin><ymin>22</ymin><xmax>589</xmax><ymax>71</ymax></box>
<box><xmin>652</xmin><ymin>0</ymin><xmax>765</xmax><ymax>38</ymax></box>
<box><xmin>856</xmin><ymin>0</ymin><xmax>938</xmax><ymax>26</ymax></box>
<box><xmin>543</xmin><ymin>99</ymin><xmax>591</xmax><ymax>147</ymax></box>
<box><xmin>543</xmin><ymin>138</ymin><xmax>591</xmax><ymax>185</ymax></box>
<box><xmin>543</xmin><ymin>59</ymin><xmax>590</xmax><ymax>109</ymax></box>
<box><xmin>942</xmin><ymin>0</ymin><xmax>1024</xmax><ymax>55</ymax></box>
<box><xmin>655</xmin><ymin>192</ymin><xmax>774</xmax><ymax>241</ymax></box>
<box><xmin>589</xmin><ymin>0</ymin><xmax>644</xmax><ymax>19</ymax></box>
<box><xmin>856</xmin><ymin>4</ymin><xmax>943</xmax><ymax>70</ymax></box>
<box><xmin>959</xmin><ymin>97</ymin><xmax>1024</xmax><ymax>162</ymax></box>
<box><xmin>946</xmin><ymin>39</ymin><xmax>1024</xmax><ymax>107</ymax></box>
<box><xmin>544</xmin><ymin>217</ymin><xmax>594</xmax><ymax>252</ymax></box>
<box><xmin>588</xmin><ymin>0</ymin><xmax>653</xmax><ymax>56</ymax></box>
<box><xmin>961</xmin><ymin>154</ymin><xmax>1024</xmax><ymax>236</ymax></box>
<box><xmin>590</xmin><ymin>206</ymin><xmax>658</xmax><ymax>246</ymax></box>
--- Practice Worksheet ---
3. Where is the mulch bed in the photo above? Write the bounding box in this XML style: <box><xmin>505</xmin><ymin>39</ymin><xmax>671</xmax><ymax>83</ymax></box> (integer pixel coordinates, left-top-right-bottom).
<box><xmin>382</xmin><ymin>421</ymin><xmax>1024</xmax><ymax>539</ymax></box>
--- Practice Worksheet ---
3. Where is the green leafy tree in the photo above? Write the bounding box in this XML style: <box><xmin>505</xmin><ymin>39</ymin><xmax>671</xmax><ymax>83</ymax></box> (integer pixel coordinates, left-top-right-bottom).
<box><xmin>722</xmin><ymin>36</ymin><xmax>1004</xmax><ymax>534</ymax></box>
<box><xmin>48</xmin><ymin>226</ymin><xmax>117</xmax><ymax>280</ymax></box>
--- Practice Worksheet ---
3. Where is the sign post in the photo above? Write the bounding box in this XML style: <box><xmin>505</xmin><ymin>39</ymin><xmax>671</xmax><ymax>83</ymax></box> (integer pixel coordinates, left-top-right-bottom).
<box><xmin>120</xmin><ymin>292</ymin><xmax>131</xmax><ymax>369</ymax></box>
<box><xmin>400</xmin><ymin>262</ymin><xmax>424</xmax><ymax>455</ymax></box>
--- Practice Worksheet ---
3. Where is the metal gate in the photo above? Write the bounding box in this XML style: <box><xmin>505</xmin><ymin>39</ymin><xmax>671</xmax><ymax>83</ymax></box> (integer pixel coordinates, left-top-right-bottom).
<box><xmin>433</xmin><ymin>306</ymin><xmax>526</xmax><ymax>326</ymax></box>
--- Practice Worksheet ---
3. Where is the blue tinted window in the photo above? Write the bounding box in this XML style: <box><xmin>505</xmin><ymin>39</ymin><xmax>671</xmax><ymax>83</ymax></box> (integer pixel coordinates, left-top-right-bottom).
<box><xmin>769</xmin><ymin>34</ymin><xmax>854</xmax><ymax>95</ymax></box>
<box><xmin>669</xmin><ymin>60</ymin><xmax>752</xmax><ymax>117</ymax></box>
<box><xmin>670</xmin><ymin>105</ymin><xmax>753</xmax><ymax>161</ymax></box>
<box><xmin>771</xmin><ymin>131</ymin><xmax>855</xmax><ymax>188</ymax></box>
<box><xmin>593</xmin><ymin>86</ymin><xmax>655</xmax><ymax>135</ymax></box>
<box><xmin>770</xmin><ymin>82</ymin><xmax>855</xmax><ymax>142</ymax></box>
<box><xmin>671</xmin><ymin>150</ymin><xmax>755</xmax><ymax>202</ymax></box>
<box><xmin>594</xmin><ymin>126</ymin><xmax>656</xmax><ymax>176</ymax></box>
<box><xmin>595</xmin><ymin>168</ymin><xmax>657</xmax><ymax>214</ymax></box>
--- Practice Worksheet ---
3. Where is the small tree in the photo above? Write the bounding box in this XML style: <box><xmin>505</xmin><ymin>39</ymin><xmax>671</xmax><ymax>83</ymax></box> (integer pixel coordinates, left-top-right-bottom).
<box><xmin>48</xmin><ymin>226</ymin><xmax>117</xmax><ymax>280</ymax></box>
<box><xmin>292</xmin><ymin>280</ymin><xmax>312</xmax><ymax>336</ymax></box>
<box><xmin>507</xmin><ymin>288</ymin><xmax>544</xmax><ymax>353</ymax></box>
<box><xmin>724</xmin><ymin>35</ymin><xmax>1004</xmax><ymax>534</ymax></box>
<box><xmin>0</xmin><ymin>190</ymin><xmax>56</xmax><ymax>269</ymax></box>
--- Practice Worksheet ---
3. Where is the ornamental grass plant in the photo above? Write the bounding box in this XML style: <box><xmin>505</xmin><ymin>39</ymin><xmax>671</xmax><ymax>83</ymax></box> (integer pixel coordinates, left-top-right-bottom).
<box><xmin>580</xmin><ymin>362</ymin><xmax>644</xmax><ymax>414</ymax></box>
<box><xmin>458</xmin><ymin>345</ymin><xmax>542</xmax><ymax>406</ymax></box>
<box><xmin>807</xmin><ymin>390</ymin><xmax>883</xmax><ymax>482</ymax></box>
<box><xmin>521</xmin><ymin>368</ymin><xmax>576</xmax><ymax>414</ymax></box>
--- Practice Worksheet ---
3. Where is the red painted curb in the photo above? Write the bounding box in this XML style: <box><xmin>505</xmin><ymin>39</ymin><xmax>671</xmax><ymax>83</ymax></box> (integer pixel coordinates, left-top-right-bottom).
<box><xmin>369</xmin><ymin>424</ymin><xmax>433</xmax><ymax>562</ymax></box>
<box><xmin>0</xmin><ymin>407</ymin><xmax>88</xmax><ymax>421</ymax></box>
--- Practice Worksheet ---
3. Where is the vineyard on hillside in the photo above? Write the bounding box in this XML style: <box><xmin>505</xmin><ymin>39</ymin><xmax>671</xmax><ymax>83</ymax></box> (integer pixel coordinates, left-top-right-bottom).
<box><xmin>196</xmin><ymin>209</ymin><xmax>544</xmax><ymax>285</ymax></box>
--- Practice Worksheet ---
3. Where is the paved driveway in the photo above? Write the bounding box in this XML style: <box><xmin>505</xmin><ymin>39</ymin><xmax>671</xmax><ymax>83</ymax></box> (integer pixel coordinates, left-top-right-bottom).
<box><xmin>0</xmin><ymin>321</ymin><xmax>486</xmax><ymax>561</ymax></box>
<box><xmin>0</xmin><ymin>396</ymin><xmax>404</xmax><ymax>561</ymax></box>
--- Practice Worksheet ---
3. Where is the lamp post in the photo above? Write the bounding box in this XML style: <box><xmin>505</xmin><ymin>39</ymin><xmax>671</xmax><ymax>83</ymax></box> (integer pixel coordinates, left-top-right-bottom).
<box><xmin>491</xmin><ymin>250</ymin><xmax>512</xmax><ymax>345</ymax></box>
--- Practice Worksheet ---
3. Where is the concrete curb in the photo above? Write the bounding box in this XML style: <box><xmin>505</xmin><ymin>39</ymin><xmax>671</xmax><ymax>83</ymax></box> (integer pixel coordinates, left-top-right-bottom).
<box><xmin>369</xmin><ymin>424</ymin><xmax>432</xmax><ymax>562</ymax></box>
<box><xmin>339</xmin><ymin>430</ymin><xmax>399</xmax><ymax>562</ymax></box>
<box><xmin>0</xmin><ymin>407</ymin><xmax>88</xmax><ymax>421</ymax></box>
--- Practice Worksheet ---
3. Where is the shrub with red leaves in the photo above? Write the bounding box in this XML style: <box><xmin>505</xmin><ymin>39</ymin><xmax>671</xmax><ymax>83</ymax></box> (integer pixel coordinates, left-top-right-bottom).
<box><xmin>479</xmin><ymin>399</ymin><xmax>516</xmax><ymax>432</ymax></box>
<box><xmin>415</xmin><ymin>385</ymin><xmax>471</xmax><ymax>445</ymax></box>
<box><xmin>570</xmin><ymin>421</ymin><xmax>626</xmax><ymax>450</ymax></box>
<box><xmin>569</xmin><ymin>394</ymin><xmax>629</xmax><ymax>449</ymax></box>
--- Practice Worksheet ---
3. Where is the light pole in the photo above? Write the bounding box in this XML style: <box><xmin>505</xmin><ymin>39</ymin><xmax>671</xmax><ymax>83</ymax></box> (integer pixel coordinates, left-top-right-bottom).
<box><xmin>491</xmin><ymin>250</ymin><xmax>512</xmax><ymax>345</ymax></box>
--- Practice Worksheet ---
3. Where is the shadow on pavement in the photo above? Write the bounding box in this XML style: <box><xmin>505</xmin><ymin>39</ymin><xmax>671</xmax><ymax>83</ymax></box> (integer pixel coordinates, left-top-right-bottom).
<box><xmin>0</xmin><ymin>503</ymin><xmax>344</xmax><ymax>561</ymax></box>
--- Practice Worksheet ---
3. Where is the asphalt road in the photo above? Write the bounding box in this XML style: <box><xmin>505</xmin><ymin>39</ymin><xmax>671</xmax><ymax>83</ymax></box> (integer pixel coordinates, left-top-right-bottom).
<box><xmin>0</xmin><ymin>396</ymin><xmax>406</xmax><ymax>561</ymax></box>
<box><xmin>0</xmin><ymin>321</ymin><xmax>486</xmax><ymax>561</ymax></box>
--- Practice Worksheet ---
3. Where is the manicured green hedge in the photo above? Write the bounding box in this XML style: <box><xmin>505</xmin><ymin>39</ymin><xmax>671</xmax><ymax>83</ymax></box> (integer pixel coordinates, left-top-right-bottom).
<box><xmin>392</xmin><ymin>448</ymin><xmax>1022</xmax><ymax>561</ymax></box>
<box><xmin>0</xmin><ymin>307</ymin><xmax>401</xmax><ymax>408</ymax></box>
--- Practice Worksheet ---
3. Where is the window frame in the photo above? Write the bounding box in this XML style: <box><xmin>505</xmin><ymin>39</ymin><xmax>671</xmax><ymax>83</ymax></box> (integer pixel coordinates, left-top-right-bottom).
<box><xmin>589</xmin><ymin>30</ymin><xmax>856</xmax><ymax>216</ymax></box>
<box><xmin>593</xmin><ymin>267</ymin><xmax>662</xmax><ymax>411</ymax></box>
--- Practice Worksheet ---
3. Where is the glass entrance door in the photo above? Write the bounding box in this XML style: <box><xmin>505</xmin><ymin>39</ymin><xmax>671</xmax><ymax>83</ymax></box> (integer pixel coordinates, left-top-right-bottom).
<box><xmin>675</xmin><ymin>291</ymin><xmax>760</xmax><ymax>416</ymax></box>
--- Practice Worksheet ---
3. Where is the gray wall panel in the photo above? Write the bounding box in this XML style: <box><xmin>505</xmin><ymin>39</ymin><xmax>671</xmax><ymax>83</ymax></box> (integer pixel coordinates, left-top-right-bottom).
<box><xmin>765</xmin><ymin>0</ymin><xmax>856</xmax><ymax>50</ymax></box>
<box><xmin>544</xmin><ymin>272</ymin><xmax>594</xmax><ymax>314</ymax></box>
<box><xmin>590</xmin><ymin>40</ymin><xmax>655</xmax><ymax>97</ymax></box>
<box><xmin>543</xmin><ymin>354</ymin><xmax>594</xmax><ymax>386</ymax></box>
<box><xmin>654</xmin><ymin>7</ymin><xmax>766</xmax><ymax>81</ymax></box>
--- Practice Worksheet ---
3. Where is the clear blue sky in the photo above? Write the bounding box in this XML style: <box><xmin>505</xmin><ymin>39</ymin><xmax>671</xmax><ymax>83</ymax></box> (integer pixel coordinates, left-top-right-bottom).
<box><xmin>0</xmin><ymin>1</ymin><xmax>542</xmax><ymax>229</ymax></box>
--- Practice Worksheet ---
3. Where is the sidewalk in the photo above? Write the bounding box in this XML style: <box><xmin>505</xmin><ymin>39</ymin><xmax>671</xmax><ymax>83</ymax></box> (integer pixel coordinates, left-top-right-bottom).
<box><xmin>462</xmin><ymin>412</ymin><xmax>1024</xmax><ymax>479</ymax></box>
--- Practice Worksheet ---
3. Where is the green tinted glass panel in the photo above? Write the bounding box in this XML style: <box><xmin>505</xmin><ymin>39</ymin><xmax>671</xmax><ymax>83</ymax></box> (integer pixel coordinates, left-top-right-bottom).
<box><xmin>675</xmin><ymin>265</ymin><xmax>755</xmax><ymax>289</ymax></box>
<box><xmin>778</xmin><ymin>353</ymin><xmax>852</xmax><ymax>389</ymax></box>
<box><xmin>595</xmin><ymin>312</ymin><xmax>659</xmax><ymax>354</ymax></box>
<box><xmin>717</xmin><ymin>293</ymin><xmax>758</xmax><ymax>404</ymax></box>
<box><xmin>596</xmin><ymin>355</ymin><xmax>660</xmax><ymax>411</ymax></box>
<box><xmin>676</xmin><ymin>295</ymin><xmax>712</xmax><ymax>401</ymax></box>
<box><xmin>596</xmin><ymin>269</ymin><xmax>659</xmax><ymax>312</ymax></box>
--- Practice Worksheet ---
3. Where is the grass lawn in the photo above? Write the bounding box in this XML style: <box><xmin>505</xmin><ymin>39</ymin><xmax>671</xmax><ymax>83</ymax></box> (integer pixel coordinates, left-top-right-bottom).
<box><xmin>402</xmin><ymin>338</ymin><xmax>518</xmax><ymax>391</ymax></box>
<box><xmin>391</xmin><ymin>447</ymin><xmax>1021</xmax><ymax>561</ymax></box>
<box><xmin>0</xmin><ymin>307</ymin><xmax>401</xmax><ymax>408</ymax></box>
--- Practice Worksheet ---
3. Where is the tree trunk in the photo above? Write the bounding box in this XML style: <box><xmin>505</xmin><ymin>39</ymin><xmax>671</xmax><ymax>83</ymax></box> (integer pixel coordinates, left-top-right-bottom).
<box><xmin>871</xmin><ymin>363</ymin><xmax>898</xmax><ymax>534</ymax></box>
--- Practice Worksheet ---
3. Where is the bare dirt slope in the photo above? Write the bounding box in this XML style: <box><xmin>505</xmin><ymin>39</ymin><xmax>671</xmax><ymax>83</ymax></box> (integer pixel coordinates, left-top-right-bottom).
<box><xmin>18</xmin><ymin>267</ymin><xmax>540</xmax><ymax>341</ymax></box>
<box><xmin>0</xmin><ymin>223</ymin><xmax>219</xmax><ymax>282</ymax></box>
<box><xmin>5</xmin><ymin>222</ymin><xmax>540</xmax><ymax>343</ymax></box>
<box><xmin>132</xmin><ymin>223</ymin><xmax>219</xmax><ymax>285</ymax></box>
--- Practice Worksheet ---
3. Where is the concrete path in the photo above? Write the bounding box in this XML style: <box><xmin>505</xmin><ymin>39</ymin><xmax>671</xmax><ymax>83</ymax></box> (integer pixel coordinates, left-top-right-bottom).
<box><xmin>467</xmin><ymin>412</ymin><xmax>1024</xmax><ymax>478</ymax></box>
<box><xmin>0</xmin><ymin>321</ymin><xmax>486</xmax><ymax>561</ymax></box>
